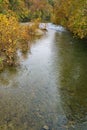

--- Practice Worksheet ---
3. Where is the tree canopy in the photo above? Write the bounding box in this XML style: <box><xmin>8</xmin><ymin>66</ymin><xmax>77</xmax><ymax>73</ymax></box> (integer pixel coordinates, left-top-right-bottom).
<box><xmin>52</xmin><ymin>0</ymin><xmax>87</xmax><ymax>39</ymax></box>
<box><xmin>0</xmin><ymin>0</ymin><xmax>52</xmax><ymax>21</ymax></box>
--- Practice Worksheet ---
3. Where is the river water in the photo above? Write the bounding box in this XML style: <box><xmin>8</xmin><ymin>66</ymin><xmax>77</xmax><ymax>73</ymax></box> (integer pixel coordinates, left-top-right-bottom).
<box><xmin>0</xmin><ymin>24</ymin><xmax>87</xmax><ymax>130</ymax></box>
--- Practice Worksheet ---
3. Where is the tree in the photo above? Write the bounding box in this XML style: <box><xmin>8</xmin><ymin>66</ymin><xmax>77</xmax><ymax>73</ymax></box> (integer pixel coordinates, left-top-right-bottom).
<box><xmin>53</xmin><ymin>0</ymin><xmax>87</xmax><ymax>39</ymax></box>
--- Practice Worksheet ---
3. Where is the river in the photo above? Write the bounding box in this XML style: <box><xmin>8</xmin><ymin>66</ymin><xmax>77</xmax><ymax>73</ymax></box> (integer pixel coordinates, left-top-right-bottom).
<box><xmin>0</xmin><ymin>23</ymin><xmax>87</xmax><ymax>130</ymax></box>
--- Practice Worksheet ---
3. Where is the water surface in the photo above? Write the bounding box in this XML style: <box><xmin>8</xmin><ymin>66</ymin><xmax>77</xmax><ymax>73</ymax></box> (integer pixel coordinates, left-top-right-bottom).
<box><xmin>0</xmin><ymin>24</ymin><xmax>87</xmax><ymax>130</ymax></box>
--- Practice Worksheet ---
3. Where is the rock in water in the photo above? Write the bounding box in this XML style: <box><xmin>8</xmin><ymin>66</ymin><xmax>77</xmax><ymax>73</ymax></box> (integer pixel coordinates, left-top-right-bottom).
<box><xmin>42</xmin><ymin>125</ymin><xmax>49</xmax><ymax>130</ymax></box>
<box><xmin>35</xmin><ymin>29</ymin><xmax>44</xmax><ymax>36</ymax></box>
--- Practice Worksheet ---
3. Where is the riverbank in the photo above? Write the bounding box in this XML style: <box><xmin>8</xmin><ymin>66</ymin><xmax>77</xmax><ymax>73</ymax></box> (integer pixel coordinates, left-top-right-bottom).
<box><xmin>0</xmin><ymin>20</ymin><xmax>47</xmax><ymax>71</ymax></box>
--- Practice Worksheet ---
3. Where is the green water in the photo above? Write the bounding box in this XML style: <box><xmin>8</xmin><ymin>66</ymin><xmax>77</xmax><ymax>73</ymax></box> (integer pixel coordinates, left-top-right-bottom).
<box><xmin>0</xmin><ymin>25</ymin><xmax>87</xmax><ymax>130</ymax></box>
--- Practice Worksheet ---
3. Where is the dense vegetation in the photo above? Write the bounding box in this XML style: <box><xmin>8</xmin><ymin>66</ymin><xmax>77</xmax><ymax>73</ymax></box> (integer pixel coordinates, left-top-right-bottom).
<box><xmin>53</xmin><ymin>0</ymin><xmax>87</xmax><ymax>39</ymax></box>
<box><xmin>0</xmin><ymin>0</ymin><xmax>52</xmax><ymax>69</ymax></box>
<box><xmin>0</xmin><ymin>0</ymin><xmax>87</xmax><ymax>69</ymax></box>
<box><xmin>0</xmin><ymin>0</ymin><xmax>52</xmax><ymax>22</ymax></box>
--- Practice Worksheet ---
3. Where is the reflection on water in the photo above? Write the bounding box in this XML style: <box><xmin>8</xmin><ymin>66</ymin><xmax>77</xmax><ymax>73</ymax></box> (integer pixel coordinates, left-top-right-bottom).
<box><xmin>0</xmin><ymin>25</ymin><xmax>87</xmax><ymax>129</ymax></box>
<box><xmin>55</xmin><ymin>32</ymin><xmax>87</xmax><ymax>126</ymax></box>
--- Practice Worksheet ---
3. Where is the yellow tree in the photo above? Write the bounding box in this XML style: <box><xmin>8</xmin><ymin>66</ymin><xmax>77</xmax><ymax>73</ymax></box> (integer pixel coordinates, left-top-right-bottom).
<box><xmin>0</xmin><ymin>14</ymin><xmax>20</xmax><ymax>65</ymax></box>
<box><xmin>53</xmin><ymin>0</ymin><xmax>87</xmax><ymax>39</ymax></box>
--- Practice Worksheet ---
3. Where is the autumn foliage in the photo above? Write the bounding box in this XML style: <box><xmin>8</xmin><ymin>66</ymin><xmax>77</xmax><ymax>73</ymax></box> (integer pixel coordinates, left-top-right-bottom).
<box><xmin>0</xmin><ymin>13</ymin><xmax>41</xmax><ymax>69</ymax></box>
<box><xmin>0</xmin><ymin>0</ymin><xmax>52</xmax><ymax>69</ymax></box>
<box><xmin>0</xmin><ymin>14</ymin><xmax>20</xmax><ymax>66</ymax></box>
<box><xmin>53</xmin><ymin>0</ymin><xmax>87</xmax><ymax>39</ymax></box>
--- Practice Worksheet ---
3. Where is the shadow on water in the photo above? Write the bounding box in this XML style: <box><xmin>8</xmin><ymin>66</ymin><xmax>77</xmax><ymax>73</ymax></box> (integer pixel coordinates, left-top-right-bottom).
<box><xmin>54</xmin><ymin>31</ymin><xmax>87</xmax><ymax>129</ymax></box>
<box><xmin>0</xmin><ymin>24</ymin><xmax>87</xmax><ymax>130</ymax></box>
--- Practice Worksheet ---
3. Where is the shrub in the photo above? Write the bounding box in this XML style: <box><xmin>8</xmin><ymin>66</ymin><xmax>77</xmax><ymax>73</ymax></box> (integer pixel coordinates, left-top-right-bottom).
<box><xmin>0</xmin><ymin>14</ymin><xmax>20</xmax><ymax>65</ymax></box>
<box><xmin>0</xmin><ymin>14</ymin><xmax>41</xmax><ymax>67</ymax></box>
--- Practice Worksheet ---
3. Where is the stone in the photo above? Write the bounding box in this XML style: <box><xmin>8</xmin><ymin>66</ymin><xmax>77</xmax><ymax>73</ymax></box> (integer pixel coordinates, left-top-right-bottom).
<box><xmin>42</xmin><ymin>125</ymin><xmax>49</xmax><ymax>130</ymax></box>
<box><xmin>35</xmin><ymin>29</ymin><xmax>44</xmax><ymax>36</ymax></box>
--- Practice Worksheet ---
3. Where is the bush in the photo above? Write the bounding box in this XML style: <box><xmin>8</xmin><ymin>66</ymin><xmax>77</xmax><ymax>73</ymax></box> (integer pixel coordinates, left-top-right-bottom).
<box><xmin>0</xmin><ymin>14</ymin><xmax>41</xmax><ymax>68</ymax></box>
<box><xmin>0</xmin><ymin>14</ymin><xmax>20</xmax><ymax>65</ymax></box>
